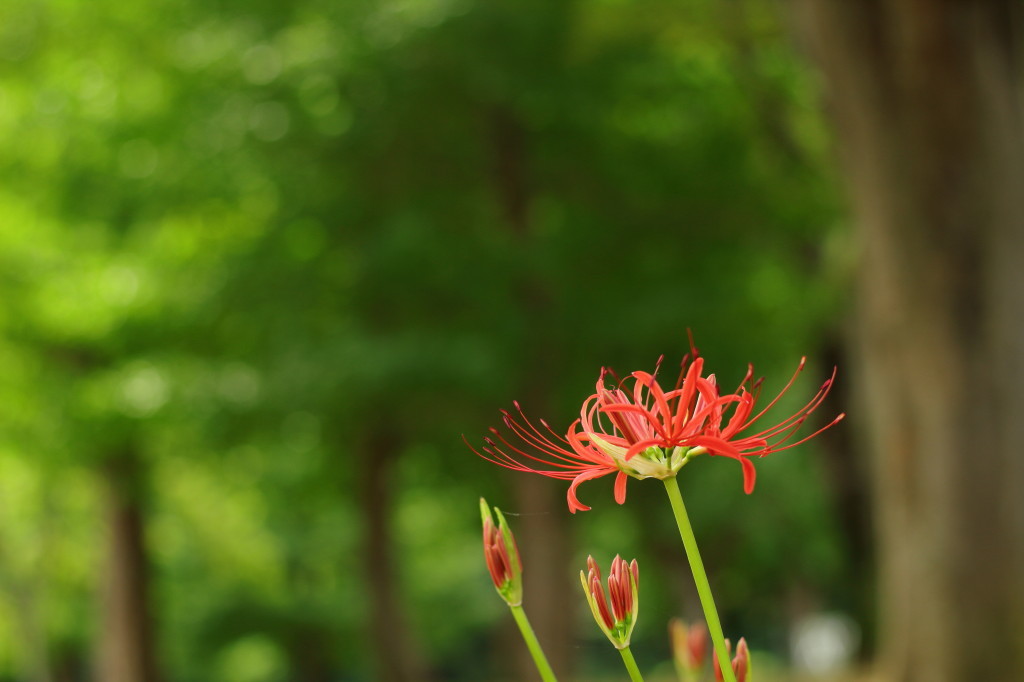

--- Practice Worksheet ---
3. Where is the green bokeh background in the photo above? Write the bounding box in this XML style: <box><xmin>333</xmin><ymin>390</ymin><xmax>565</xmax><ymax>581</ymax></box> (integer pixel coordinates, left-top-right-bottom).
<box><xmin>0</xmin><ymin>0</ymin><xmax>860</xmax><ymax>679</ymax></box>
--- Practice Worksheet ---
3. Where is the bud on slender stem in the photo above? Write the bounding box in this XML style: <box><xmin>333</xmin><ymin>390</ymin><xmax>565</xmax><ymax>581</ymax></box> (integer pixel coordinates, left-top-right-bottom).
<box><xmin>580</xmin><ymin>554</ymin><xmax>640</xmax><ymax>650</ymax></box>
<box><xmin>480</xmin><ymin>498</ymin><xmax>523</xmax><ymax>606</ymax></box>
<box><xmin>479</xmin><ymin>499</ymin><xmax>558</xmax><ymax>682</ymax></box>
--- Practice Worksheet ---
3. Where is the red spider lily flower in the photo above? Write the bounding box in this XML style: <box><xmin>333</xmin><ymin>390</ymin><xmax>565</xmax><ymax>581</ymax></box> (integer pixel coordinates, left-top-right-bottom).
<box><xmin>714</xmin><ymin>638</ymin><xmax>751</xmax><ymax>682</ymax></box>
<box><xmin>467</xmin><ymin>343</ymin><xmax>843</xmax><ymax>511</ymax></box>
<box><xmin>585</xmin><ymin>350</ymin><xmax>844</xmax><ymax>495</ymax></box>
<box><xmin>670</xmin><ymin>619</ymin><xmax>708</xmax><ymax>674</ymax></box>
<box><xmin>480</xmin><ymin>498</ymin><xmax>523</xmax><ymax>606</ymax></box>
<box><xmin>580</xmin><ymin>555</ymin><xmax>639</xmax><ymax>649</ymax></box>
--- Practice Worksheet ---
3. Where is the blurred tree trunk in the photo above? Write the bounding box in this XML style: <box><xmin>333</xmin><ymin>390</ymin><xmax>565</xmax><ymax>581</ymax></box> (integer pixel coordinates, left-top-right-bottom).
<box><xmin>796</xmin><ymin>2</ymin><xmax>1024</xmax><ymax>680</ymax></box>
<box><xmin>491</xmin><ymin>107</ymin><xmax>574</xmax><ymax>681</ymax></box>
<box><xmin>511</xmin><ymin>478</ymin><xmax>571</xmax><ymax>680</ymax></box>
<box><xmin>95</xmin><ymin>450</ymin><xmax>160</xmax><ymax>682</ymax></box>
<box><xmin>359</xmin><ymin>431</ymin><xmax>427</xmax><ymax>682</ymax></box>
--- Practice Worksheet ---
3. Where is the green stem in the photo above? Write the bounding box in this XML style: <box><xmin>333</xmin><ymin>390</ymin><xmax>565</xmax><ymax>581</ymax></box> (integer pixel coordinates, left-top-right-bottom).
<box><xmin>509</xmin><ymin>604</ymin><xmax>559</xmax><ymax>682</ymax></box>
<box><xmin>618</xmin><ymin>646</ymin><xmax>645</xmax><ymax>682</ymax></box>
<box><xmin>663</xmin><ymin>476</ymin><xmax>737</xmax><ymax>682</ymax></box>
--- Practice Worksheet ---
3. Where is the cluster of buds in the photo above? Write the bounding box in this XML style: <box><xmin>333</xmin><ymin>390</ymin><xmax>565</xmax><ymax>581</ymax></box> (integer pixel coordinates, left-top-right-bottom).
<box><xmin>670</xmin><ymin>619</ymin><xmax>708</xmax><ymax>680</ymax></box>
<box><xmin>713</xmin><ymin>637</ymin><xmax>751</xmax><ymax>682</ymax></box>
<box><xmin>481</xmin><ymin>498</ymin><xmax>756</xmax><ymax>682</ymax></box>
<box><xmin>580</xmin><ymin>555</ymin><xmax>640</xmax><ymax>649</ymax></box>
<box><xmin>480</xmin><ymin>498</ymin><xmax>523</xmax><ymax>606</ymax></box>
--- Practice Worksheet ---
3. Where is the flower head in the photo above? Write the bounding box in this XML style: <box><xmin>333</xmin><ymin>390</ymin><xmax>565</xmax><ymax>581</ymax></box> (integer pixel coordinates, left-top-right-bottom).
<box><xmin>713</xmin><ymin>638</ymin><xmax>751</xmax><ymax>682</ymax></box>
<box><xmin>480</xmin><ymin>498</ymin><xmax>523</xmax><ymax>606</ymax></box>
<box><xmin>580</xmin><ymin>555</ymin><xmax>639</xmax><ymax>650</ymax></box>
<box><xmin>468</xmin><ymin>340</ymin><xmax>843</xmax><ymax>511</ymax></box>
<box><xmin>670</xmin><ymin>619</ymin><xmax>708</xmax><ymax>675</ymax></box>
<box><xmin>584</xmin><ymin>349</ymin><xmax>844</xmax><ymax>495</ymax></box>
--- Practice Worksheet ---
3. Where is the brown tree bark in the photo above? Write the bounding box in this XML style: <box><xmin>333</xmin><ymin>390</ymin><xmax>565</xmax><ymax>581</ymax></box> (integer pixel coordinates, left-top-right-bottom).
<box><xmin>795</xmin><ymin>2</ymin><xmax>1024</xmax><ymax>680</ymax></box>
<box><xmin>95</xmin><ymin>450</ymin><xmax>160</xmax><ymax>682</ymax></box>
<box><xmin>490</xmin><ymin>107</ymin><xmax>575</xmax><ymax>681</ymax></box>
<box><xmin>359</xmin><ymin>431</ymin><xmax>427</xmax><ymax>682</ymax></box>
<box><xmin>510</xmin><ymin>477</ymin><xmax>572</xmax><ymax>681</ymax></box>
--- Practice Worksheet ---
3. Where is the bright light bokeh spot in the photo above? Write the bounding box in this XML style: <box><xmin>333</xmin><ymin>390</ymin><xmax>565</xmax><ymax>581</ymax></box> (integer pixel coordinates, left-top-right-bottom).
<box><xmin>119</xmin><ymin>364</ymin><xmax>169</xmax><ymax>417</ymax></box>
<box><xmin>791</xmin><ymin>611</ymin><xmax>860</xmax><ymax>674</ymax></box>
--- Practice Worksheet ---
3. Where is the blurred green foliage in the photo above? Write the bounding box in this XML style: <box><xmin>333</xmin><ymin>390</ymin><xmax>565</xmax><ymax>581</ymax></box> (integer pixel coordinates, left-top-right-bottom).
<box><xmin>0</xmin><ymin>0</ymin><xmax>851</xmax><ymax>679</ymax></box>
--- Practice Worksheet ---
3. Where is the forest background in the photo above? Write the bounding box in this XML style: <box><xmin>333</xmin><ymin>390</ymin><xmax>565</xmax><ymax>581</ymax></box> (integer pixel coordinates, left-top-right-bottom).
<box><xmin>0</xmin><ymin>1</ymin><xmax>1021</xmax><ymax>681</ymax></box>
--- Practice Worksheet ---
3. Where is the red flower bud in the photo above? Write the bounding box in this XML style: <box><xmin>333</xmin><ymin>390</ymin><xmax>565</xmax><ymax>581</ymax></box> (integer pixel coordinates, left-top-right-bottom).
<box><xmin>713</xmin><ymin>637</ymin><xmax>751</xmax><ymax>682</ymax></box>
<box><xmin>670</xmin><ymin>619</ymin><xmax>708</xmax><ymax>673</ymax></box>
<box><xmin>480</xmin><ymin>498</ymin><xmax>522</xmax><ymax>606</ymax></box>
<box><xmin>581</xmin><ymin>554</ymin><xmax>639</xmax><ymax>649</ymax></box>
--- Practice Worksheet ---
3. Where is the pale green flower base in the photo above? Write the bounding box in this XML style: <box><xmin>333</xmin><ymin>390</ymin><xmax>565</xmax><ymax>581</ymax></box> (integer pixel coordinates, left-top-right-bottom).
<box><xmin>663</xmin><ymin>476</ymin><xmax>737</xmax><ymax>682</ymax></box>
<box><xmin>510</xmin><ymin>604</ymin><xmax>559</xmax><ymax>682</ymax></box>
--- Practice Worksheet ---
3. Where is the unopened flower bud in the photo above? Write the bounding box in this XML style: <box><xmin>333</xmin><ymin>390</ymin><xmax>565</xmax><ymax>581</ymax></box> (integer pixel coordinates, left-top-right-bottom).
<box><xmin>713</xmin><ymin>637</ymin><xmax>751</xmax><ymax>682</ymax></box>
<box><xmin>580</xmin><ymin>554</ymin><xmax>640</xmax><ymax>649</ymax></box>
<box><xmin>480</xmin><ymin>498</ymin><xmax>523</xmax><ymax>606</ymax></box>
<box><xmin>670</xmin><ymin>619</ymin><xmax>708</xmax><ymax>676</ymax></box>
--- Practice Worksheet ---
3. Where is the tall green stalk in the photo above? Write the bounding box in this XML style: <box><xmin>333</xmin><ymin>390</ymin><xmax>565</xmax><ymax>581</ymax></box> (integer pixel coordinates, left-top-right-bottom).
<box><xmin>509</xmin><ymin>604</ymin><xmax>559</xmax><ymax>682</ymax></box>
<box><xmin>618</xmin><ymin>646</ymin><xmax>645</xmax><ymax>682</ymax></box>
<box><xmin>663</xmin><ymin>476</ymin><xmax>736</xmax><ymax>682</ymax></box>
